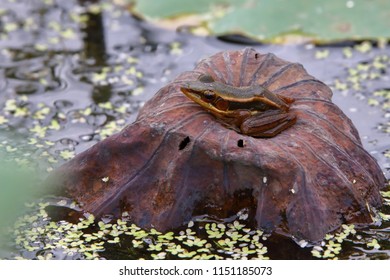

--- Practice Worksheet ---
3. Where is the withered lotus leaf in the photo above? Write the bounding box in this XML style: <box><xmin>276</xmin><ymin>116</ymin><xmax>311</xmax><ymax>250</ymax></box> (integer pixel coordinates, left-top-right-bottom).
<box><xmin>52</xmin><ymin>48</ymin><xmax>385</xmax><ymax>241</ymax></box>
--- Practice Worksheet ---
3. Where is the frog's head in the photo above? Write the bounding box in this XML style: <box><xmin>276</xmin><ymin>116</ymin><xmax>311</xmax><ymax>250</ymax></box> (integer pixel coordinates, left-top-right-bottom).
<box><xmin>180</xmin><ymin>74</ymin><xmax>231</xmax><ymax>113</ymax></box>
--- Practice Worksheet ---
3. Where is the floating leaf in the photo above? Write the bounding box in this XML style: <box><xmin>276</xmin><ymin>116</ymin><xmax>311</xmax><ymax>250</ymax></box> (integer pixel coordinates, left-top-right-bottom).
<box><xmin>367</xmin><ymin>239</ymin><xmax>380</xmax><ymax>249</ymax></box>
<box><xmin>59</xmin><ymin>150</ymin><xmax>75</xmax><ymax>160</ymax></box>
<box><xmin>133</xmin><ymin>0</ymin><xmax>390</xmax><ymax>43</ymax></box>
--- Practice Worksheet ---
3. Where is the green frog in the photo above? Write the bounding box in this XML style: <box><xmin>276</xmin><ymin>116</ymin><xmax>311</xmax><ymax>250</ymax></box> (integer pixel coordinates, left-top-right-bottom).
<box><xmin>180</xmin><ymin>74</ymin><xmax>297</xmax><ymax>137</ymax></box>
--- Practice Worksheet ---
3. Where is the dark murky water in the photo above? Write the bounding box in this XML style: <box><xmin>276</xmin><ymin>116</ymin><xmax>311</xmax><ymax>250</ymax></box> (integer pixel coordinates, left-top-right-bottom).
<box><xmin>0</xmin><ymin>0</ymin><xmax>389</xmax><ymax>260</ymax></box>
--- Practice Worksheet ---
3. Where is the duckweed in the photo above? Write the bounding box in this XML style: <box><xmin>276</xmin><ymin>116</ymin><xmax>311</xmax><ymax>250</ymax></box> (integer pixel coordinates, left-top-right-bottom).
<box><xmin>8</xmin><ymin>199</ymin><xmax>273</xmax><ymax>260</ymax></box>
<box><xmin>342</xmin><ymin>47</ymin><xmax>353</xmax><ymax>58</ymax></box>
<box><xmin>354</xmin><ymin>41</ymin><xmax>373</xmax><ymax>53</ymax></box>
<box><xmin>381</xmin><ymin>190</ymin><xmax>390</xmax><ymax>198</ymax></box>
<box><xmin>366</xmin><ymin>239</ymin><xmax>381</xmax><ymax>250</ymax></box>
<box><xmin>311</xmin><ymin>224</ymin><xmax>356</xmax><ymax>259</ymax></box>
<box><xmin>315</xmin><ymin>49</ymin><xmax>330</xmax><ymax>59</ymax></box>
<box><xmin>59</xmin><ymin>150</ymin><xmax>75</xmax><ymax>160</ymax></box>
<box><xmin>330</xmin><ymin>47</ymin><xmax>390</xmax><ymax>126</ymax></box>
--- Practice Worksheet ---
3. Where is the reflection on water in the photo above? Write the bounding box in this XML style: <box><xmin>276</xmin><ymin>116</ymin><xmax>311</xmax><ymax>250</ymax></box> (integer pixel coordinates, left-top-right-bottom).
<box><xmin>0</xmin><ymin>0</ymin><xmax>389</xmax><ymax>259</ymax></box>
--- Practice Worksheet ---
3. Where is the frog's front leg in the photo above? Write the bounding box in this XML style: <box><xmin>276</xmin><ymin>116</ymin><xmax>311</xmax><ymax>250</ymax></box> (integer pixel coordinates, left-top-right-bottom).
<box><xmin>240</xmin><ymin>110</ymin><xmax>296</xmax><ymax>138</ymax></box>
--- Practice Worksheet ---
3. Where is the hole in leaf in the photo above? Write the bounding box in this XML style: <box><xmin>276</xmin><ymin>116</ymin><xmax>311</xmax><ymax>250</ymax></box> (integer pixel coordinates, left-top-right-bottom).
<box><xmin>179</xmin><ymin>136</ymin><xmax>190</xmax><ymax>150</ymax></box>
<box><xmin>237</xmin><ymin>139</ymin><xmax>244</xmax><ymax>148</ymax></box>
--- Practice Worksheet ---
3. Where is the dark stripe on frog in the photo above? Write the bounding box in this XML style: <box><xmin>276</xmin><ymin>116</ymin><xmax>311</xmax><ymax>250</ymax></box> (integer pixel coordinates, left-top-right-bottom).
<box><xmin>201</xmin><ymin>80</ymin><xmax>287</xmax><ymax>110</ymax></box>
<box><xmin>225</xmin><ymin>100</ymin><xmax>274</xmax><ymax>111</ymax></box>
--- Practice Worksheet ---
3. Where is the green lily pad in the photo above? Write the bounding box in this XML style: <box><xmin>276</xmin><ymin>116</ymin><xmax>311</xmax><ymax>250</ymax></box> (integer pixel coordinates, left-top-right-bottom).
<box><xmin>132</xmin><ymin>0</ymin><xmax>390</xmax><ymax>42</ymax></box>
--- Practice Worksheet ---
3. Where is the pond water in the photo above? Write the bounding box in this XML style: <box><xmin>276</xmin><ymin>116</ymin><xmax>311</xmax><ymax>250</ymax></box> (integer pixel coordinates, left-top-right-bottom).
<box><xmin>0</xmin><ymin>0</ymin><xmax>389</xmax><ymax>260</ymax></box>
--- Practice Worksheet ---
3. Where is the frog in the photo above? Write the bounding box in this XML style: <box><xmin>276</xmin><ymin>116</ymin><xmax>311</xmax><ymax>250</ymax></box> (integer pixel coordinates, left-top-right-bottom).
<box><xmin>180</xmin><ymin>74</ymin><xmax>297</xmax><ymax>137</ymax></box>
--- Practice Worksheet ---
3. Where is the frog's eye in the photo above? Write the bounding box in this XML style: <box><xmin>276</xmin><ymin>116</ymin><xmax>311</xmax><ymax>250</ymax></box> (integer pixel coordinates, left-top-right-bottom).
<box><xmin>198</xmin><ymin>74</ymin><xmax>215</xmax><ymax>83</ymax></box>
<box><xmin>203</xmin><ymin>90</ymin><xmax>215</xmax><ymax>100</ymax></box>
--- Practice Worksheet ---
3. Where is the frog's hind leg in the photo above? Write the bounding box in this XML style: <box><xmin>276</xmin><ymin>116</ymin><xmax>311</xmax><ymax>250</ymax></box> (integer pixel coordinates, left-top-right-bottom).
<box><xmin>240</xmin><ymin>110</ymin><xmax>296</xmax><ymax>138</ymax></box>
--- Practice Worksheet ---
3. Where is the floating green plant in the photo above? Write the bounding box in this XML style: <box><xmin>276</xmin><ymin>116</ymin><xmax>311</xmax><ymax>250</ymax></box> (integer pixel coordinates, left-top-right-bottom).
<box><xmin>8</xmin><ymin>199</ymin><xmax>272</xmax><ymax>260</ymax></box>
<box><xmin>314</xmin><ymin>49</ymin><xmax>330</xmax><ymax>59</ymax></box>
<box><xmin>331</xmin><ymin>44</ymin><xmax>390</xmax><ymax>115</ymax></box>
<box><xmin>311</xmin><ymin>224</ymin><xmax>356</xmax><ymax>259</ymax></box>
